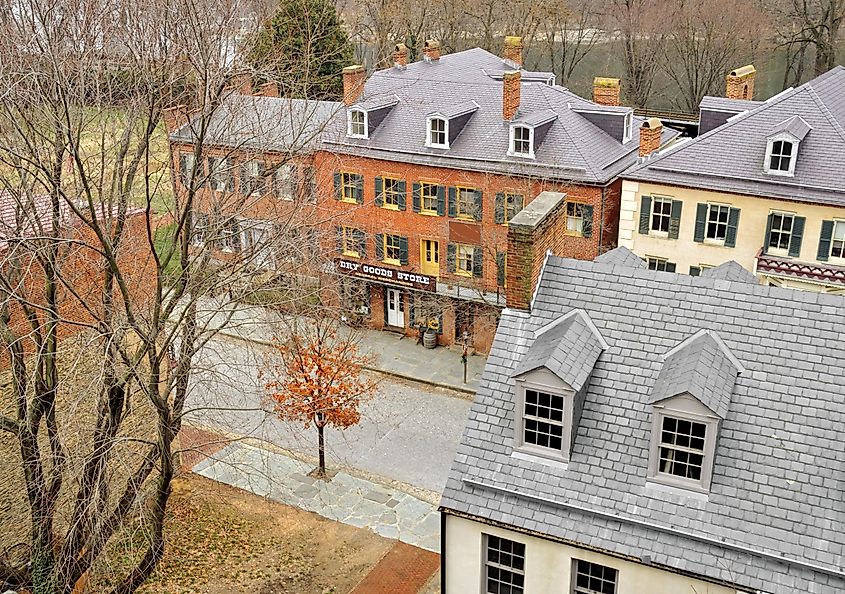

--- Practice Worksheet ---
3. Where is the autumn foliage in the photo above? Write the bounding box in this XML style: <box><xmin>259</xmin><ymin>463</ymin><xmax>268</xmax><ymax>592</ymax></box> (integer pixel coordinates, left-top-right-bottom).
<box><xmin>264</xmin><ymin>316</ymin><xmax>377</xmax><ymax>476</ymax></box>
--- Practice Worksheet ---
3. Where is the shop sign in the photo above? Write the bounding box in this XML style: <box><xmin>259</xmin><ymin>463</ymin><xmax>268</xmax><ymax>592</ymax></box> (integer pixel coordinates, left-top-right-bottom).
<box><xmin>335</xmin><ymin>258</ymin><xmax>435</xmax><ymax>292</ymax></box>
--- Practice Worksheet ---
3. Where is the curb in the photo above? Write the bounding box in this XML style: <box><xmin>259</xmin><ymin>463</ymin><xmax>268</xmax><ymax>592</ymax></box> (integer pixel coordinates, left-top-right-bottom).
<box><xmin>213</xmin><ymin>329</ymin><xmax>478</xmax><ymax>397</ymax></box>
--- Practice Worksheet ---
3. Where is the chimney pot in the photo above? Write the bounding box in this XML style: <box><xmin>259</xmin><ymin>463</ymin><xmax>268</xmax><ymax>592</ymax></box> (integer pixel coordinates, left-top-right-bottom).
<box><xmin>342</xmin><ymin>65</ymin><xmax>365</xmax><ymax>106</ymax></box>
<box><xmin>423</xmin><ymin>39</ymin><xmax>441</xmax><ymax>62</ymax></box>
<box><xmin>726</xmin><ymin>65</ymin><xmax>756</xmax><ymax>100</ymax></box>
<box><xmin>593</xmin><ymin>77</ymin><xmax>621</xmax><ymax>107</ymax></box>
<box><xmin>503</xmin><ymin>70</ymin><xmax>521</xmax><ymax>121</ymax></box>
<box><xmin>639</xmin><ymin>118</ymin><xmax>663</xmax><ymax>157</ymax></box>
<box><xmin>393</xmin><ymin>43</ymin><xmax>408</xmax><ymax>69</ymax></box>
<box><xmin>503</xmin><ymin>35</ymin><xmax>523</xmax><ymax>67</ymax></box>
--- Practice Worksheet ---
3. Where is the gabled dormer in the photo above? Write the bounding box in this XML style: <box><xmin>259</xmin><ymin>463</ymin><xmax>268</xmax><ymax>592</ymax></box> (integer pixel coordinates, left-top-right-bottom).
<box><xmin>508</xmin><ymin>109</ymin><xmax>557</xmax><ymax>158</ymax></box>
<box><xmin>763</xmin><ymin>115</ymin><xmax>811</xmax><ymax>176</ymax></box>
<box><xmin>346</xmin><ymin>94</ymin><xmax>399</xmax><ymax>139</ymax></box>
<box><xmin>647</xmin><ymin>330</ymin><xmax>743</xmax><ymax>493</ymax></box>
<box><xmin>425</xmin><ymin>101</ymin><xmax>479</xmax><ymax>149</ymax></box>
<box><xmin>510</xmin><ymin>309</ymin><xmax>608</xmax><ymax>464</ymax></box>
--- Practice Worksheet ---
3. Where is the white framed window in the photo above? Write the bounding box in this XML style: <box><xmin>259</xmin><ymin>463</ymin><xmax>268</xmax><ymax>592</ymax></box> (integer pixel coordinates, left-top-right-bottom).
<box><xmin>179</xmin><ymin>152</ymin><xmax>196</xmax><ymax>187</ymax></box>
<box><xmin>427</xmin><ymin>117</ymin><xmax>448</xmax><ymax>148</ymax></box>
<box><xmin>274</xmin><ymin>163</ymin><xmax>295</xmax><ymax>200</ymax></box>
<box><xmin>522</xmin><ymin>388</ymin><xmax>565</xmax><ymax>451</ymax></box>
<box><xmin>705</xmin><ymin>203</ymin><xmax>731</xmax><ymax>242</ymax></box>
<box><xmin>764</xmin><ymin>135</ymin><xmax>797</xmax><ymax>176</ymax></box>
<box><xmin>240</xmin><ymin>219</ymin><xmax>275</xmax><ymax>270</ymax></box>
<box><xmin>767</xmin><ymin>212</ymin><xmax>794</xmax><ymax>255</ymax></box>
<box><xmin>347</xmin><ymin>108</ymin><xmax>367</xmax><ymax>138</ymax></box>
<box><xmin>572</xmin><ymin>559</ymin><xmax>618</xmax><ymax>594</ymax></box>
<box><xmin>565</xmin><ymin>202</ymin><xmax>585</xmax><ymax>236</ymax></box>
<box><xmin>831</xmin><ymin>220</ymin><xmax>845</xmax><ymax>259</ymax></box>
<box><xmin>646</xmin><ymin>256</ymin><xmax>674</xmax><ymax>272</ymax></box>
<box><xmin>650</xmin><ymin>197</ymin><xmax>672</xmax><ymax>234</ymax></box>
<box><xmin>623</xmin><ymin>111</ymin><xmax>633</xmax><ymax>143</ymax></box>
<box><xmin>208</xmin><ymin>156</ymin><xmax>232</xmax><ymax>192</ymax></box>
<box><xmin>483</xmin><ymin>534</ymin><xmax>525</xmax><ymax>594</ymax></box>
<box><xmin>509</xmin><ymin>125</ymin><xmax>533</xmax><ymax>157</ymax></box>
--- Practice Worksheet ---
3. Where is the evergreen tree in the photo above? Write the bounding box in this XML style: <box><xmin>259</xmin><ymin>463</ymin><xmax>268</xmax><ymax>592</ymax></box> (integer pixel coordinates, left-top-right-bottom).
<box><xmin>248</xmin><ymin>0</ymin><xmax>355</xmax><ymax>100</ymax></box>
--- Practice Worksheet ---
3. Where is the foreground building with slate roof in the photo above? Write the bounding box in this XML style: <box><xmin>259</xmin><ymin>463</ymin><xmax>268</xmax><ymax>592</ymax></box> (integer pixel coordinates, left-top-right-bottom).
<box><xmin>439</xmin><ymin>247</ymin><xmax>844</xmax><ymax>594</ymax></box>
<box><xmin>620</xmin><ymin>66</ymin><xmax>845</xmax><ymax>293</ymax></box>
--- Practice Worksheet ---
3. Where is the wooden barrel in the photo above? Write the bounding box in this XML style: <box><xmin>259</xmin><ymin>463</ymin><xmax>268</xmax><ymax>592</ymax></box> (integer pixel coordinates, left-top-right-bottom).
<box><xmin>423</xmin><ymin>329</ymin><xmax>437</xmax><ymax>349</ymax></box>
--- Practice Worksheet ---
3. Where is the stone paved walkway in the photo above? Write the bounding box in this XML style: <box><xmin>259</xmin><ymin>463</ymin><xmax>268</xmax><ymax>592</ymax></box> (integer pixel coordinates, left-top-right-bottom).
<box><xmin>192</xmin><ymin>439</ymin><xmax>441</xmax><ymax>553</ymax></box>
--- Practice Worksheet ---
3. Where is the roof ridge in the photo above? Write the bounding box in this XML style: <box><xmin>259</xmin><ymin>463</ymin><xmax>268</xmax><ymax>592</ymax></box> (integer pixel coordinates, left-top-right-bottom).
<box><xmin>805</xmin><ymin>84</ymin><xmax>845</xmax><ymax>144</ymax></box>
<box><xmin>660</xmin><ymin>329</ymin><xmax>745</xmax><ymax>374</ymax></box>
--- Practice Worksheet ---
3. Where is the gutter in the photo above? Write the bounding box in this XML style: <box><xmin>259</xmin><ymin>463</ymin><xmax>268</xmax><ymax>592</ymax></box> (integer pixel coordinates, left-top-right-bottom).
<box><xmin>463</xmin><ymin>477</ymin><xmax>845</xmax><ymax>581</ymax></box>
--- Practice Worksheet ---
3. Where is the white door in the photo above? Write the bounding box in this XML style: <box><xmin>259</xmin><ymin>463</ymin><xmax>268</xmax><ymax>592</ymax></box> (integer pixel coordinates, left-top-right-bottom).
<box><xmin>386</xmin><ymin>289</ymin><xmax>404</xmax><ymax>328</ymax></box>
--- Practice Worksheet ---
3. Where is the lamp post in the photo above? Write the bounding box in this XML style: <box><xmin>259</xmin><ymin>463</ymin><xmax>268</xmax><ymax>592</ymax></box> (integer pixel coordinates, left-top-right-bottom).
<box><xmin>461</xmin><ymin>331</ymin><xmax>468</xmax><ymax>384</ymax></box>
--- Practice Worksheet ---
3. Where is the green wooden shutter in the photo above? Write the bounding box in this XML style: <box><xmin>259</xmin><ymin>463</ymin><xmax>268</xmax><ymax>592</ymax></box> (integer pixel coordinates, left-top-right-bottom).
<box><xmin>496</xmin><ymin>252</ymin><xmax>505</xmax><ymax>286</ymax></box>
<box><xmin>374</xmin><ymin>176</ymin><xmax>383</xmax><ymax>207</ymax></box>
<box><xmin>581</xmin><ymin>204</ymin><xmax>594</xmax><ymax>238</ymax></box>
<box><xmin>665</xmin><ymin>262</ymin><xmax>676</xmax><ymax>273</ymax></box>
<box><xmin>447</xmin><ymin>187</ymin><xmax>456</xmax><ymax>217</ymax></box>
<box><xmin>437</xmin><ymin>185</ymin><xmax>446</xmax><ymax>216</ymax></box>
<box><xmin>669</xmin><ymin>200</ymin><xmax>682</xmax><ymax>239</ymax></box>
<box><xmin>763</xmin><ymin>213</ymin><xmax>774</xmax><ymax>254</ymax></box>
<box><xmin>412</xmin><ymin>182</ymin><xmax>421</xmax><ymax>213</ymax></box>
<box><xmin>693</xmin><ymin>203</ymin><xmax>708</xmax><ymax>243</ymax></box>
<box><xmin>354</xmin><ymin>174</ymin><xmax>364</xmax><ymax>204</ymax></box>
<box><xmin>788</xmin><ymin>216</ymin><xmax>805</xmax><ymax>257</ymax></box>
<box><xmin>472</xmin><ymin>246</ymin><xmax>483</xmax><ymax>277</ymax></box>
<box><xmin>375</xmin><ymin>233</ymin><xmax>384</xmax><ymax>260</ymax></box>
<box><xmin>638</xmin><ymin>195</ymin><xmax>651</xmax><ymax>235</ymax></box>
<box><xmin>333</xmin><ymin>172</ymin><xmax>342</xmax><ymax>200</ymax></box>
<box><xmin>724</xmin><ymin>207</ymin><xmax>741</xmax><ymax>247</ymax></box>
<box><xmin>494</xmin><ymin>192</ymin><xmax>505</xmax><ymax>224</ymax></box>
<box><xmin>446</xmin><ymin>243</ymin><xmax>456</xmax><ymax>272</ymax></box>
<box><xmin>474</xmin><ymin>190</ymin><xmax>483</xmax><ymax>222</ymax></box>
<box><xmin>397</xmin><ymin>180</ymin><xmax>406</xmax><ymax>211</ymax></box>
<box><xmin>356</xmin><ymin>229</ymin><xmax>367</xmax><ymax>259</ymax></box>
<box><xmin>399</xmin><ymin>236</ymin><xmax>408</xmax><ymax>265</ymax></box>
<box><xmin>817</xmin><ymin>220</ymin><xmax>834</xmax><ymax>261</ymax></box>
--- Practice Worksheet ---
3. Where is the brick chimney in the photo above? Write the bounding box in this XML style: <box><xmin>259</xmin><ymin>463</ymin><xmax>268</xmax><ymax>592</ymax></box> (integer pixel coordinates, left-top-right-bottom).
<box><xmin>593</xmin><ymin>77</ymin><xmax>621</xmax><ymax>107</ymax></box>
<box><xmin>726</xmin><ymin>65</ymin><xmax>756</xmax><ymax>100</ymax></box>
<box><xmin>423</xmin><ymin>39</ymin><xmax>441</xmax><ymax>62</ymax></box>
<box><xmin>257</xmin><ymin>81</ymin><xmax>279</xmax><ymax>98</ymax></box>
<box><xmin>393</xmin><ymin>43</ymin><xmax>408</xmax><ymax>69</ymax></box>
<box><xmin>230</xmin><ymin>72</ymin><xmax>253</xmax><ymax>96</ymax></box>
<box><xmin>639</xmin><ymin>118</ymin><xmax>663</xmax><ymax>157</ymax></box>
<box><xmin>161</xmin><ymin>104</ymin><xmax>189</xmax><ymax>132</ymax></box>
<box><xmin>342</xmin><ymin>65</ymin><xmax>365</xmax><ymax>106</ymax></box>
<box><xmin>503</xmin><ymin>70</ymin><xmax>521</xmax><ymax>121</ymax></box>
<box><xmin>503</xmin><ymin>36</ymin><xmax>523</xmax><ymax>67</ymax></box>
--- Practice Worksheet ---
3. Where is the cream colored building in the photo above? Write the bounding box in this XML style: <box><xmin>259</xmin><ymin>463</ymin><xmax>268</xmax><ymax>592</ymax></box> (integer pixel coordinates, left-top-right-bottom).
<box><xmin>620</xmin><ymin>66</ymin><xmax>845</xmax><ymax>294</ymax></box>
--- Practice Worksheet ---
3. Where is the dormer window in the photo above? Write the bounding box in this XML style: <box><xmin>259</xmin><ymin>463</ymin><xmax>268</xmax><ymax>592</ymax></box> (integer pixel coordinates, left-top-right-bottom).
<box><xmin>510</xmin><ymin>126</ymin><xmax>533</xmax><ymax>157</ymax></box>
<box><xmin>347</xmin><ymin>109</ymin><xmax>367</xmax><ymax>138</ymax></box>
<box><xmin>763</xmin><ymin>117</ymin><xmax>810</xmax><ymax>177</ymax></box>
<box><xmin>623</xmin><ymin>112</ymin><xmax>633</xmax><ymax>143</ymax></box>
<box><xmin>427</xmin><ymin>117</ymin><xmax>448</xmax><ymax>148</ymax></box>
<box><xmin>767</xmin><ymin>139</ymin><xmax>793</xmax><ymax>172</ymax></box>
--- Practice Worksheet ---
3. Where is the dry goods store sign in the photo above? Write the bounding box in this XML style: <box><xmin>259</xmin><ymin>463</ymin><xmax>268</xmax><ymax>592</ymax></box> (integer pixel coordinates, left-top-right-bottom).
<box><xmin>335</xmin><ymin>258</ymin><xmax>434</xmax><ymax>292</ymax></box>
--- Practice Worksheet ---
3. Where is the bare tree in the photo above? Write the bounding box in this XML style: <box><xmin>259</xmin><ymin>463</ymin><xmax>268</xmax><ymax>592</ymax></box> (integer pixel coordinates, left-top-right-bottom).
<box><xmin>532</xmin><ymin>0</ymin><xmax>604</xmax><ymax>85</ymax></box>
<box><xmin>770</xmin><ymin>0</ymin><xmax>844</xmax><ymax>84</ymax></box>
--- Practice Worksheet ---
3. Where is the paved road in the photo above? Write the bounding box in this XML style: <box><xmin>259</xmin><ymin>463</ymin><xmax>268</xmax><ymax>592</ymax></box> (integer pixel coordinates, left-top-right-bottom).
<box><xmin>184</xmin><ymin>335</ymin><xmax>472</xmax><ymax>494</ymax></box>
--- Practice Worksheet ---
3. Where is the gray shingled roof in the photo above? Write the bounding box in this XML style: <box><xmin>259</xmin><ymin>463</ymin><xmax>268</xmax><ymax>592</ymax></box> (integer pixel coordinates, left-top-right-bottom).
<box><xmin>321</xmin><ymin>48</ymin><xmax>678</xmax><ymax>185</ymax></box>
<box><xmin>441</xmin><ymin>252</ymin><xmax>845</xmax><ymax>593</ymax></box>
<box><xmin>699</xmin><ymin>95</ymin><xmax>762</xmax><ymax>113</ymax></box>
<box><xmin>594</xmin><ymin>246</ymin><xmax>647</xmax><ymax>268</ymax></box>
<box><xmin>169</xmin><ymin>94</ymin><xmax>341</xmax><ymax>153</ymax></box>
<box><xmin>627</xmin><ymin>66</ymin><xmax>845</xmax><ymax>207</ymax></box>
<box><xmin>512</xmin><ymin>310</ymin><xmax>606</xmax><ymax>391</ymax></box>
<box><xmin>700</xmin><ymin>260</ymin><xmax>759</xmax><ymax>283</ymax></box>
<box><xmin>648</xmin><ymin>331</ymin><xmax>741</xmax><ymax>419</ymax></box>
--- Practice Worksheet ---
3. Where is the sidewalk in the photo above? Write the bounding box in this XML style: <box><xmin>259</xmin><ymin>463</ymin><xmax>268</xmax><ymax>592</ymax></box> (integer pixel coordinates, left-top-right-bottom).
<box><xmin>193</xmin><ymin>297</ymin><xmax>487</xmax><ymax>393</ymax></box>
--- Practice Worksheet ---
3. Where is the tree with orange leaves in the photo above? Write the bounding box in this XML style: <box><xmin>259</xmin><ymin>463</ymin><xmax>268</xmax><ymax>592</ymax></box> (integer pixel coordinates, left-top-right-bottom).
<box><xmin>265</xmin><ymin>316</ymin><xmax>378</xmax><ymax>478</ymax></box>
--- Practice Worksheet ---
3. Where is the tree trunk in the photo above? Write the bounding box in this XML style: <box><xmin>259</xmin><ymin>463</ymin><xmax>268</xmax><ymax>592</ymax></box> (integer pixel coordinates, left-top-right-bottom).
<box><xmin>317</xmin><ymin>422</ymin><xmax>326</xmax><ymax>477</ymax></box>
<box><xmin>814</xmin><ymin>37</ymin><xmax>837</xmax><ymax>76</ymax></box>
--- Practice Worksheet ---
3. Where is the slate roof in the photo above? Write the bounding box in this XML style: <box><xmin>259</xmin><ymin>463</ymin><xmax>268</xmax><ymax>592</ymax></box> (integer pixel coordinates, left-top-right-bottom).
<box><xmin>626</xmin><ymin>66</ymin><xmax>845</xmax><ymax>207</ymax></box>
<box><xmin>512</xmin><ymin>310</ymin><xmax>606</xmax><ymax>391</ymax></box>
<box><xmin>699</xmin><ymin>95</ymin><xmax>762</xmax><ymax>113</ymax></box>
<box><xmin>441</xmin><ymin>249</ymin><xmax>845</xmax><ymax>593</ymax></box>
<box><xmin>169</xmin><ymin>94</ymin><xmax>342</xmax><ymax>154</ymax></box>
<box><xmin>594</xmin><ymin>245</ymin><xmax>647</xmax><ymax>268</ymax></box>
<box><xmin>648</xmin><ymin>331</ymin><xmax>741</xmax><ymax>419</ymax></box>
<box><xmin>321</xmin><ymin>48</ymin><xmax>678</xmax><ymax>185</ymax></box>
<box><xmin>700</xmin><ymin>260</ymin><xmax>759</xmax><ymax>283</ymax></box>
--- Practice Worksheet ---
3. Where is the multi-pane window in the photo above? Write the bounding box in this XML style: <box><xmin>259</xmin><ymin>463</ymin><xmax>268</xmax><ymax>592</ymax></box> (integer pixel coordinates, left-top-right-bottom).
<box><xmin>341</xmin><ymin>172</ymin><xmax>358</xmax><ymax>203</ymax></box>
<box><xmin>523</xmin><ymin>389</ymin><xmax>564</xmax><ymax>451</ymax></box>
<box><xmin>382</xmin><ymin>177</ymin><xmax>400</xmax><ymax>208</ymax></box>
<box><xmin>505</xmin><ymin>192</ymin><xmax>524</xmax><ymax>224</ymax></box>
<box><xmin>831</xmin><ymin>221</ymin><xmax>845</xmax><ymax>259</ymax></box>
<box><xmin>650</xmin><ymin>197</ymin><xmax>672</xmax><ymax>233</ymax></box>
<box><xmin>456</xmin><ymin>187</ymin><xmax>477</xmax><ymax>219</ymax></box>
<box><xmin>274</xmin><ymin>164</ymin><xmax>295</xmax><ymax>200</ymax></box>
<box><xmin>658</xmin><ymin>416</ymin><xmax>707</xmax><ymax>481</ymax></box>
<box><xmin>456</xmin><ymin>243</ymin><xmax>474</xmax><ymax>276</ymax></box>
<box><xmin>511</xmin><ymin>126</ymin><xmax>531</xmax><ymax>155</ymax></box>
<box><xmin>384</xmin><ymin>234</ymin><xmax>401</xmax><ymax>263</ymax></box>
<box><xmin>342</xmin><ymin>227</ymin><xmax>360</xmax><ymax>257</ymax></box>
<box><xmin>240</xmin><ymin>220</ymin><xmax>275</xmax><ymax>269</ymax></box>
<box><xmin>768</xmin><ymin>140</ymin><xmax>793</xmax><ymax>172</ymax></box>
<box><xmin>623</xmin><ymin>112</ymin><xmax>633</xmax><ymax>142</ymax></box>
<box><xmin>420</xmin><ymin>182</ymin><xmax>438</xmax><ymax>214</ymax></box>
<box><xmin>573</xmin><ymin>560</ymin><xmax>618</xmax><ymax>594</ymax></box>
<box><xmin>348</xmin><ymin>109</ymin><xmax>366</xmax><ymax>137</ymax></box>
<box><xmin>566</xmin><ymin>202</ymin><xmax>584</xmax><ymax>235</ymax></box>
<box><xmin>484</xmin><ymin>535</ymin><xmax>525</xmax><ymax>594</ymax></box>
<box><xmin>428</xmin><ymin>117</ymin><xmax>447</xmax><ymax>147</ymax></box>
<box><xmin>240</xmin><ymin>160</ymin><xmax>264</xmax><ymax>196</ymax></box>
<box><xmin>767</xmin><ymin>212</ymin><xmax>794</xmax><ymax>253</ymax></box>
<box><xmin>705</xmin><ymin>204</ymin><xmax>731</xmax><ymax>241</ymax></box>
<box><xmin>208</xmin><ymin>157</ymin><xmax>232</xmax><ymax>192</ymax></box>
<box><xmin>179</xmin><ymin>153</ymin><xmax>196</xmax><ymax>187</ymax></box>
<box><xmin>646</xmin><ymin>257</ymin><xmax>671</xmax><ymax>272</ymax></box>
